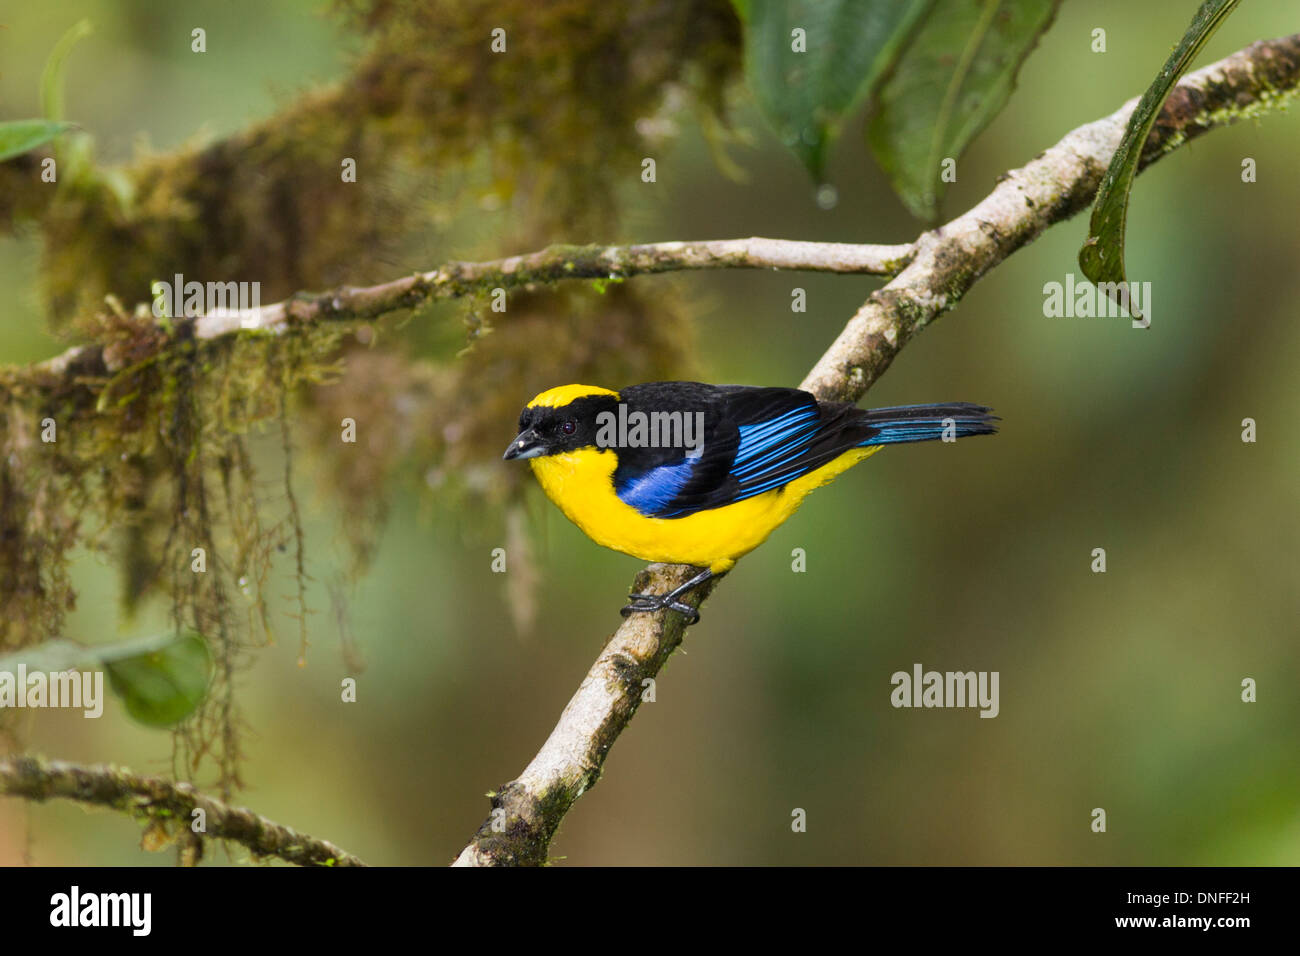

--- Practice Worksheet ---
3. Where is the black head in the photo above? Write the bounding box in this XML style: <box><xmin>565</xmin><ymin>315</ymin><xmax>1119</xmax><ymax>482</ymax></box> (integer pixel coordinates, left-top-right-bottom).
<box><xmin>503</xmin><ymin>388</ymin><xmax>619</xmax><ymax>460</ymax></box>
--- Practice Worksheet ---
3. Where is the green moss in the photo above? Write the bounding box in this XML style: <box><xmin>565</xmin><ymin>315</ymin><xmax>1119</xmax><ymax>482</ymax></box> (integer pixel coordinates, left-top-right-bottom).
<box><xmin>21</xmin><ymin>0</ymin><xmax>741</xmax><ymax>332</ymax></box>
<box><xmin>0</xmin><ymin>0</ymin><xmax>737</xmax><ymax>795</ymax></box>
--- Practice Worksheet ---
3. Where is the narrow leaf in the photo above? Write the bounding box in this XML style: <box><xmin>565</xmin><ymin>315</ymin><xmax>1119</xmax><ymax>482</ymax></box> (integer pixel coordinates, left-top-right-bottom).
<box><xmin>0</xmin><ymin>119</ymin><xmax>74</xmax><ymax>163</ymax></box>
<box><xmin>1078</xmin><ymin>0</ymin><xmax>1241</xmax><ymax>313</ymax></box>
<box><xmin>867</xmin><ymin>0</ymin><xmax>1060</xmax><ymax>221</ymax></box>
<box><xmin>739</xmin><ymin>0</ymin><xmax>934</xmax><ymax>181</ymax></box>
<box><xmin>0</xmin><ymin>632</ymin><xmax>210</xmax><ymax>674</ymax></box>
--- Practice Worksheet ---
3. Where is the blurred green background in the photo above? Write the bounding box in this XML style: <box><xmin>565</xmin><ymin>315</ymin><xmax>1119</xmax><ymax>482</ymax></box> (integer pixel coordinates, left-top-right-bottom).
<box><xmin>1</xmin><ymin>0</ymin><xmax>1297</xmax><ymax>865</ymax></box>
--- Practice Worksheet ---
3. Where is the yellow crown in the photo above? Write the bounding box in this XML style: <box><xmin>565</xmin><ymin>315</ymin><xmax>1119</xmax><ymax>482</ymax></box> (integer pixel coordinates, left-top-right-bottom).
<box><xmin>526</xmin><ymin>384</ymin><xmax>619</xmax><ymax>408</ymax></box>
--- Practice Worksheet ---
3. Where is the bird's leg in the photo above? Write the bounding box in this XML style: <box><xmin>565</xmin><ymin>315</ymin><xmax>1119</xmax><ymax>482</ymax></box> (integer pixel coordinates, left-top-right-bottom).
<box><xmin>621</xmin><ymin>567</ymin><xmax>724</xmax><ymax>625</ymax></box>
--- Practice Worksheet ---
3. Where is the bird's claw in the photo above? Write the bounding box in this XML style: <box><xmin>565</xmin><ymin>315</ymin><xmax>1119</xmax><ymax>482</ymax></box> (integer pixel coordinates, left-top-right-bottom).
<box><xmin>620</xmin><ymin>593</ymin><xmax>701</xmax><ymax>625</ymax></box>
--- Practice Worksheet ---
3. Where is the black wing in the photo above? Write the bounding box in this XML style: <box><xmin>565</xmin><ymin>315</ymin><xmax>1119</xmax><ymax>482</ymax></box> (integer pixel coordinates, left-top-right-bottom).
<box><xmin>612</xmin><ymin>383</ymin><xmax>877</xmax><ymax>518</ymax></box>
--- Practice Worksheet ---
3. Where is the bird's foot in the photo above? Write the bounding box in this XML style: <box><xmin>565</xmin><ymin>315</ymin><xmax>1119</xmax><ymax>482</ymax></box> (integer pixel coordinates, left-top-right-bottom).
<box><xmin>620</xmin><ymin>593</ymin><xmax>701</xmax><ymax>625</ymax></box>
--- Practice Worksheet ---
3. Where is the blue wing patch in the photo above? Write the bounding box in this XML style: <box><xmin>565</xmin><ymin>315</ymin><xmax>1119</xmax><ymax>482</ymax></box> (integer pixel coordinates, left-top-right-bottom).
<box><xmin>617</xmin><ymin>446</ymin><xmax>704</xmax><ymax>515</ymax></box>
<box><xmin>614</xmin><ymin>399</ymin><xmax>840</xmax><ymax>517</ymax></box>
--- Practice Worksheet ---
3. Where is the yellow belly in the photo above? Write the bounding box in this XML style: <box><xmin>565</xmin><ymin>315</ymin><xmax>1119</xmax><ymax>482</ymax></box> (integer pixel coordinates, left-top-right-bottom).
<box><xmin>529</xmin><ymin>445</ymin><xmax>881</xmax><ymax>573</ymax></box>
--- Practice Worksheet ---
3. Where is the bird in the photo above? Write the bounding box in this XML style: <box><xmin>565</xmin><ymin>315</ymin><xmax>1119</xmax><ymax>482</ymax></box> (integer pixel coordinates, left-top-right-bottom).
<box><xmin>504</xmin><ymin>381</ymin><xmax>997</xmax><ymax>624</ymax></box>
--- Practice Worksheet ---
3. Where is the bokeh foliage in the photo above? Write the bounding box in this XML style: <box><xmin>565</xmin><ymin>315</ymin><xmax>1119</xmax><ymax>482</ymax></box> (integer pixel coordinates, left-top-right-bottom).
<box><xmin>0</xmin><ymin>0</ymin><xmax>736</xmax><ymax>797</ymax></box>
<box><xmin>0</xmin><ymin>0</ymin><xmax>1296</xmax><ymax>866</ymax></box>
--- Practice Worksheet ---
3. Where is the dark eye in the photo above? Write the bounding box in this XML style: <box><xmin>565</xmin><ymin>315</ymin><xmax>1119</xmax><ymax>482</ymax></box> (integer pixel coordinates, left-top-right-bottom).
<box><xmin>561</xmin><ymin>419</ymin><xmax>576</xmax><ymax>436</ymax></box>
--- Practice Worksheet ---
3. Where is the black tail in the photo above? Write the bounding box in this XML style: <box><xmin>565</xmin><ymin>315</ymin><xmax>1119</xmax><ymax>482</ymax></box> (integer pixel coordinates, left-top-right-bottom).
<box><xmin>857</xmin><ymin>403</ymin><xmax>998</xmax><ymax>446</ymax></box>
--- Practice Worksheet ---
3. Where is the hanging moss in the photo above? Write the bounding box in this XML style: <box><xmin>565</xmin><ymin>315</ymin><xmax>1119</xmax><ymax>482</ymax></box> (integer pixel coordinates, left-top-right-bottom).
<box><xmin>17</xmin><ymin>0</ymin><xmax>741</xmax><ymax>332</ymax></box>
<box><xmin>0</xmin><ymin>0</ymin><xmax>740</xmax><ymax>791</ymax></box>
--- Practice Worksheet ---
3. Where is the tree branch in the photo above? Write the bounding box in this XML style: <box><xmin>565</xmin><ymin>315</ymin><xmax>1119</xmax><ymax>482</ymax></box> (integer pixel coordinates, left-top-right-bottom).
<box><xmin>20</xmin><ymin>238</ymin><xmax>911</xmax><ymax>384</ymax></box>
<box><xmin>451</xmin><ymin>34</ymin><xmax>1300</xmax><ymax>866</ymax></box>
<box><xmin>0</xmin><ymin>755</ymin><xmax>366</xmax><ymax>867</ymax></box>
<box><xmin>186</xmin><ymin>237</ymin><xmax>912</xmax><ymax>339</ymax></box>
<box><xmin>16</xmin><ymin>40</ymin><xmax>1295</xmax><ymax>391</ymax></box>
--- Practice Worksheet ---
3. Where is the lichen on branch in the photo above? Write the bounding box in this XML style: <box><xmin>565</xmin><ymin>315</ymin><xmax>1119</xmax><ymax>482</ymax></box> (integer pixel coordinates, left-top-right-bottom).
<box><xmin>0</xmin><ymin>755</ymin><xmax>366</xmax><ymax>867</ymax></box>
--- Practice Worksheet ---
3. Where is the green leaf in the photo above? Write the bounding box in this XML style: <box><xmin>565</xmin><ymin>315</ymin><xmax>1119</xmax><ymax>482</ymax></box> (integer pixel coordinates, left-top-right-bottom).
<box><xmin>1078</xmin><ymin>0</ymin><xmax>1241</xmax><ymax>314</ymax></box>
<box><xmin>0</xmin><ymin>634</ymin><xmax>166</xmax><ymax>674</ymax></box>
<box><xmin>41</xmin><ymin>19</ymin><xmax>93</xmax><ymax>123</ymax></box>
<box><xmin>867</xmin><ymin>0</ymin><xmax>1060</xmax><ymax>221</ymax></box>
<box><xmin>739</xmin><ymin>0</ymin><xmax>934</xmax><ymax>181</ymax></box>
<box><xmin>0</xmin><ymin>632</ymin><xmax>212</xmax><ymax>728</ymax></box>
<box><xmin>105</xmin><ymin>632</ymin><xmax>212</xmax><ymax>728</ymax></box>
<box><xmin>0</xmin><ymin>119</ymin><xmax>74</xmax><ymax>163</ymax></box>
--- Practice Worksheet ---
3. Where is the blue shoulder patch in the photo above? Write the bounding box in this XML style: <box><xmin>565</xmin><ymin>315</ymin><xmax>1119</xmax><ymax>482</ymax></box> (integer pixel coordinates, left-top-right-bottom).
<box><xmin>617</xmin><ymin>448</ymin><xmax>703</xmax><ymax>516</ymax></box>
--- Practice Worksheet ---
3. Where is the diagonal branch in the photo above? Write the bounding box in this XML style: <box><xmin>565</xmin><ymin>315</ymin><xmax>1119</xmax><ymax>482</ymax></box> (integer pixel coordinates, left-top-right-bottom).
<box><xmin>0</xmin><ymin>755</ymin><xmax>366</xmax><ymax>867</ymax></box>
<box><xmin>450</xmin><ymin>34</ymin><xmax>1300</xmax><ymax>866</ymax></box>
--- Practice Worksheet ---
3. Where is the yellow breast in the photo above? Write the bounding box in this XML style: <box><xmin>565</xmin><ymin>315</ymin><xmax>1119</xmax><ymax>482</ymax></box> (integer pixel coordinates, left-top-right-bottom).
<box><xmin>528</xmin><ymin>445</ymin><xmax>881</xmax><ymax>572</ymax></box>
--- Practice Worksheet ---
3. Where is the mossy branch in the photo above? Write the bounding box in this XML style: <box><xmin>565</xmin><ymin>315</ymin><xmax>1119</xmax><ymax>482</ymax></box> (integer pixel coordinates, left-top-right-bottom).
<box><xmin>0</xmin><ymin>755</ymin><xmax>366</xmax><ymax>867</ymax></box>
<box><xmin>14</xmin><ymin>237</ymin><xmax>912</xmax><ymax>390</ymax></box>
<box><xmin>1</xmin><ymin>0</ymin><xmax>745</xmax><ymax>324</ymax></box>
<box><xmin>452</xmin><ymin>33</ymin><xmax>1300</xmax><ymax>866</ymax></box>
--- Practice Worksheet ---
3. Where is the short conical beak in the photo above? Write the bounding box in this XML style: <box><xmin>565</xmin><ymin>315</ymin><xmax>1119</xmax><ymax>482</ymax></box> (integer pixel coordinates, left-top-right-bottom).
<box><xmin>503</xmin><ymin>428</ymin><xmax>545</xmax><ymax>460</ymax></box>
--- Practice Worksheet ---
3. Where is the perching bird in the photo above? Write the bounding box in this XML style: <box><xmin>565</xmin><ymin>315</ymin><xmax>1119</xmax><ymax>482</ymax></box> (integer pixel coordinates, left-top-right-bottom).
<box><xmin>504</xmin><ymin>382</ymin><xmax>996</xmax><ymax>623</ymax></box>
